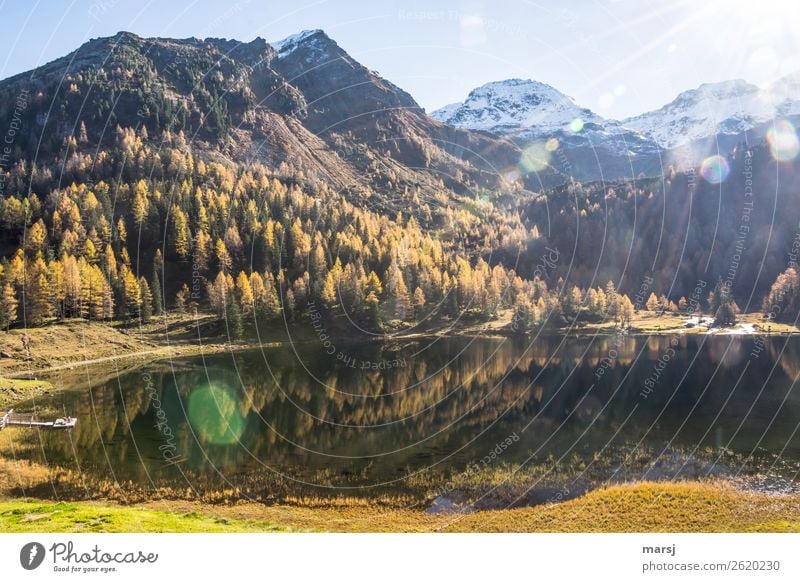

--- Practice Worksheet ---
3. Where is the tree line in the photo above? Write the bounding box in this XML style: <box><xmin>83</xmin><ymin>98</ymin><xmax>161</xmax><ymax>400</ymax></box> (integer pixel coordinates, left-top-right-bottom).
<box><xmin>0</xmin><ymin>125</ymin><xmax>794</xmax><ymax>334</ymax></box>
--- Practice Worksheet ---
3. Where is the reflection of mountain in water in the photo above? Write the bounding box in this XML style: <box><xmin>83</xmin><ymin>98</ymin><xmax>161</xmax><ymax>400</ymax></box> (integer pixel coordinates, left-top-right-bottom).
<box><xmin>16</xmin><ymin>335</ymin><xmax>800</xmax><ymax>487</ymax></box>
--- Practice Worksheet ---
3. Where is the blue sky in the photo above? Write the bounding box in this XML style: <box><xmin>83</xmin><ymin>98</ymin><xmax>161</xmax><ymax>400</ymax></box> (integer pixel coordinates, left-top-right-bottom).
<box><xmin>2</xmin><ymin>0</ymin><xmax>800</xmax><ymax>119</ymax></box>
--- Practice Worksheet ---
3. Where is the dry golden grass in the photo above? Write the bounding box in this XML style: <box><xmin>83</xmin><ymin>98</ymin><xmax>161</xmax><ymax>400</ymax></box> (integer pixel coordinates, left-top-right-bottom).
<box><xmin>0</xmin><ymin>378</ymin><xmax>54</xmax><ymax>407</ymax></box>
<box><xmin>0</xmin><ymin>320</ymin><xmax>154</xmax><ymax>377</ymax></box>
<box><xmin>444</xmin><ymin>481</ymin><xmax>800</xmax><ymax>532</ymax></box>
<box><xmin>3</xmin><ymin>481</ymin><xmax>796</xmax><ymax>533</ymax></box>
<box><xmin>0</xmin><ymin>457</ymin><xmax>51</xmax><ymax>494</ymax></box>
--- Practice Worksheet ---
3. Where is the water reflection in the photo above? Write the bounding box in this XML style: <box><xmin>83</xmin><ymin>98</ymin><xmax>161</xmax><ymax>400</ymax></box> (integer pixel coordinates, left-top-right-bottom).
<box><xmin>13</xmin><ymin>335</ymin><xmax>800</xmax><ymax>490</ymax></box>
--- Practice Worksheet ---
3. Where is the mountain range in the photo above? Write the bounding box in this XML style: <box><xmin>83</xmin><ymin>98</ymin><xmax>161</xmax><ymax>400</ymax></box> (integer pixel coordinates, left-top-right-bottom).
<box><xmin>0</xmin><ymin>29</ymin><xmax>524</xmax><ymax>207</ymax></box>
<box><xmin>433</xmin><ymin>74</ymin><xmax>800</xmax><ymax>180</ymax></box>
<box><xmin>5</xmin><ymin>28</ymin><xmax>799</xmax><ymax>193</ymax></box>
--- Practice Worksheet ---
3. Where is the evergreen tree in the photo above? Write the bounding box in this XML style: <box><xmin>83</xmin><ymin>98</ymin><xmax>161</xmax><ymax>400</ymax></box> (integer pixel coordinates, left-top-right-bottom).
<box><xmin>709</xmin><ymin>279</ymin><xmax>739</xmax><ymax>327</ymax></box>
<box><xmin>605</xmin><ymin>280</ymin><xmax>620</xmax><ymax>322</ymax></box>
<box><xmin>139</xmin><ymin>277</ymin><xmax>153</xmax><ymax>323</ymax></box>
<box><xmin>512</xmin><ymin>296</ymin><xmax>532</xmax><ymax>334</ymax></box>
<box><xmin>175</xmin><ymin>284</ymin><xmax>189</xmax><ymax>314</ymax></box>
<box><xmin>151</xmin><ymin>266</ymin><xmax>164</xmax><ymax>316</ymax></box>
<box><xmin>227</xmin><ymin>294</ymin><xmax>244</xmax><ymax>339</ymax></box>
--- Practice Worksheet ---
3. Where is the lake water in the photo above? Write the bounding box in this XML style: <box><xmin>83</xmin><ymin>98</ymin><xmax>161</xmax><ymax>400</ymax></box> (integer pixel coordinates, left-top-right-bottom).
<box><xmin>12</xmin><ymin>334</ymin><xmax>800</xmax><ymax>503</ymax></box>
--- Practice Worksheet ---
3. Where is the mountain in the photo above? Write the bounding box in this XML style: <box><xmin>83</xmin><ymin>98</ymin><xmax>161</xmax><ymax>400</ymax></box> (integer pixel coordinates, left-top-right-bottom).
<box><xmin>433</xmin><ymin>74</ymin><xmax>800</xmax><ymax>181</ymax></box>
<box><xmin>431</xmin><ymin>78</ymin><xmax>602</xmax><ymax>138</ymax></box>
<box><xmin>432</xmin><ymin>79</ymin><xmax>663</xmax><ymax>182</ymax></box>
<box><xmin>0</xmin><ymin>30</ymin><xmax>524</xmax><ymax>207</ymax></box>
<box><xmin>0</xmin><ymin>30</ymin><xmax>550</xmax><ymax>336</ymax></box>
<box><xmin>623</xmin><ymin>78</ymin><xmax>800</xmax><ymax>149</ymax></box>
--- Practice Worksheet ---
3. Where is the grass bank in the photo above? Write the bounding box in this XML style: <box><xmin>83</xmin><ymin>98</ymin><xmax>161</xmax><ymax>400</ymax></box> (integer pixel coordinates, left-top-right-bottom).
<box><xmin>2</xmin><ymin>481</ymin><xmax>798</xmax><ymax>532</ymax></box>
<box><xmin>0</xmin><ymin>499</ymin><xmax>294</xmax><ymax>532</ymax></box>
<box><xmin>0</xmin><ymin>378</ymin><xmax>54</xmax><ymax>408</ymax></box>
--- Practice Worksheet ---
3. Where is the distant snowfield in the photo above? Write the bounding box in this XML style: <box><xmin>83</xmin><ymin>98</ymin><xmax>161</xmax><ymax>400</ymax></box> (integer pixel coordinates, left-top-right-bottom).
<box><xmin>434</xmin><ymin>74</ymin><xmax>800</xmax><ymax>150</ymax></box>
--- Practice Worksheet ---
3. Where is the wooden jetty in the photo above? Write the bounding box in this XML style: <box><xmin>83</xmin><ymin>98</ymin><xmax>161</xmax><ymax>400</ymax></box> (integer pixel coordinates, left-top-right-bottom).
<box><xmin>0</xmin><ymin>409</ymin><xmax>77</xmax><ymax>430</ymax></box>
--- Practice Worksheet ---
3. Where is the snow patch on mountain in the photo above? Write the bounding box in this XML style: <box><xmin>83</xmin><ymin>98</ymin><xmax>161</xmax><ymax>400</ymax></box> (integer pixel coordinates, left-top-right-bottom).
<box><xmin>623</xmin><ymin>78</ymin><xmax>800</xmax><ymax>149</ymax></box>
<box><xmin>431</xmin><ymin>79</ymin><xmax>603</xmax><ymax>138</ymax></box>
<box><xmin>271</xmin><ymin>29</ymin><xmax>328</xmax><ymax>60</ymax></box>
<box><xmin>624</xmin><ymin>80</ymin><xmax>765</xmax><ymax>148</ymax></box>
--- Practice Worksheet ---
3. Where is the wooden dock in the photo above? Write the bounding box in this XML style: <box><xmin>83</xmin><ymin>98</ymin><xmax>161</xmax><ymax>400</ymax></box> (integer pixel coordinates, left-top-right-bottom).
<box><xmin>0</xmin><ymin>409</ymin><xmax>77</xmax><ymax>430</ymax></box>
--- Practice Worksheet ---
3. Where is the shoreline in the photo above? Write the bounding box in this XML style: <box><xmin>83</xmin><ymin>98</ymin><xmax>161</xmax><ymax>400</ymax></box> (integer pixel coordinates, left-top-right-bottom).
<box><xmin>1</xmin><ymin>310</ymin><xmax>798</xmax><ymax>404</ymax></box>
<box><xmin>2</xmin><ymin>480</ymin><xmax>799</xmax><ymax>532</ymax></box>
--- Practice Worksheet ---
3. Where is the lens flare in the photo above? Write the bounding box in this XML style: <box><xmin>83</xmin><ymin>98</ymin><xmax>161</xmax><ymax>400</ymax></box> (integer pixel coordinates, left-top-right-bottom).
<box><xmin>700</xmin><ymin>155</ymin><xmax>730</xmax><ymax>184</ymax></box>
<box><xmin>502</xmin><ymin>167</ymin><xmax>520</xmax><ymax>182</ymax></box>
<box><xmin>570</xmin><ymin>118</ymin><xmax>584</xmax><ymax>133</ymax></box>
<box><xmin>188</xmin><ymin>384</ymin><xmax>246</xmax><ymax>445</ymax></box>
<box><xmin>518</xmin><ymin>142</ymin><xmax>551</xmax><ymax>174</ymax></box>
<box><xmin>767</xmin><ymin>119</ymin><xmax>799</xmax><ymax>161</ymax></box>
<box><xmin>545</xmin><ymin>138</ymin><xmax>559</xmax><ymax>152</ymax></box>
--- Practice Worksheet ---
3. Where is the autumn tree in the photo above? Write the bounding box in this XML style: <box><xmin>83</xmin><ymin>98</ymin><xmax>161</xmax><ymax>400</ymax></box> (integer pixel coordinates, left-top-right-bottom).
<box><xmin>171</xmin><ymin>207</ymin><xmax>191</xmax><ymax>260</ymax></box>
<box><xmin>26</xmin><ymin>258</ymin><xmax>53</xmax><ymax>326</ymax></box>
<box><xmin>47</xmin><ymin>259</ymin><xmax>66</xmax><ymax>318</ymax></box>
<box><xmin>0</xmin><ymin>283</ymin><xmax>18</xmax><ymax>329</ymax></box>
<box><xmin>122</xmin><ymin>267</ymin><xmax>141</xmax><ymax>320</ymax></box>
<box><xmin>605</xmin><ymin>280</ymin><xmax>620</xmax><ymax>322</ymax></box>
<box><xmin>412</xmin><ymin>287</ymin><xmax>426</xmax><ymax>319</ymax></box>
<box><xmin>24</xmin><ymin>219</ymin><xmax>48</xmax><ymax>255</ymax></box>
<box><xmin>63</xmin><ymin>254</ymin><xmax>82</xmax><ymax>317</ymax></box>
<box><xmin>763</xmin><ymin>267</ymin><xmax>799</xmax><ymax>321</ymax></box>
<box><xmin>207</xmin><ymin>271</ymin><xmax>230</xmax><ymax>317</ymax></box>
<box><xmin>235</xmin><ymin>271</ymin><xmax>254</xmax><ymax>316</ymax></box>
<box><xmin>214</xmin><ymin>238</ymin><xmax>231</xmax><ymax>273</ymax></box>
<box><xmin>620</xmin><ymin>294</ymin><xmax>635</xmax><ymax>327</ymax></box>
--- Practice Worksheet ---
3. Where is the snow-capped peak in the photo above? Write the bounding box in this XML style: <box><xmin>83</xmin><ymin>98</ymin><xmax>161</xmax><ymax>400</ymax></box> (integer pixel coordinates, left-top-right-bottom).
<box><xmin>622</xmin><ymin>78</ymin><xmax>800</xmax><ymax>149</ymax></box>
<box><xmin>271</xmin><ymin>29</ymin><xmax>327</xmax><ymax>59</ymax></box>
<box><xmin>431</xmin><ymin>78</ymin><xmax>603</xmax><ymax>137</ymax></box>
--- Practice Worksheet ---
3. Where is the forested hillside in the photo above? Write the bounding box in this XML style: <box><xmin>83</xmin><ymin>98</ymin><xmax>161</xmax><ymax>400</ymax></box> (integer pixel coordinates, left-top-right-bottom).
<box><xmin>0</xmin><ymin>128</ymin><xmax>615</xmax><ymax>334</ymax></box>
<box><xmin>0</xmin><ymin>31</ymin><xmax>799</xmax><ymax>335</ymax></box>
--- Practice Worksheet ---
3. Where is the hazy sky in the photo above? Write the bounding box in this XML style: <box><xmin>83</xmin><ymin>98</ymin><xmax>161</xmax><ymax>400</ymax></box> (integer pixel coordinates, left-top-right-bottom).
<box><xmin>2</xmin><ymin>0</ymin><xmax>800</xmax><ymax>119</ymax></box>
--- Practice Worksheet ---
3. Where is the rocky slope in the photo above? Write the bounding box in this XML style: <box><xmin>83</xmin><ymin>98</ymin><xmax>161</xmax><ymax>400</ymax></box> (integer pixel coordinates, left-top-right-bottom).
<box><xmin>0</xmin><ymin>30</ymin><xmax>526</xmax><ymax>204</ymax></box>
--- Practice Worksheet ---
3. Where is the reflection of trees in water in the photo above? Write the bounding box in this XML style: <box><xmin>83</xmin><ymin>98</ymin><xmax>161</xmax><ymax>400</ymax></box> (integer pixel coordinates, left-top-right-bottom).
<box><xmin>19</xmin><ymin>336</ymin><xmax>800</xmax><ymax>482</ymax></box>
<box><xmin>771</xmin><ymin>337</ymin><xmax>800</xmax><ymax>384</ymax></box>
